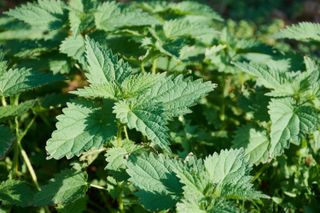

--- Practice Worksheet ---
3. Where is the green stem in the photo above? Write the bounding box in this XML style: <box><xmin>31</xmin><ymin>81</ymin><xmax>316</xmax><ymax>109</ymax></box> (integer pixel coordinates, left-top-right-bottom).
<box><xmin>253</xmin><ymin>163</ymin><xmax>269</xmax><ymax>181</ymax></box>
<box><xmin>19</xmin><ymin>146</ymin><xmax>41</xmax><ymax>190</ymax></box>
<box><xmin>140</xmin><ymin>61</ymin><xmax>145</xmax><ymax>73</ymax></box>
<box><xmin>117</xmin><ymin>125</ymin><xmax>122</xmax><ymax>147</ymax></box>
<box><xmin>90</xmin><ymin>183</ymin><xmax>107</xmax><ymax>191</ymax></box>
<box><xmin>1</xmin><ymin>96</ymin><xmax>7</xmax><ymax>106</ymax></box>
<box><xmin>152</xmin><ymin>58</ymin><xmax>158</xmax><ymax>74</ymax></box>
<box><xmin>123</xmin><ymin>126</ymin><xmax>129</xmax><ymax>140</ymax></box>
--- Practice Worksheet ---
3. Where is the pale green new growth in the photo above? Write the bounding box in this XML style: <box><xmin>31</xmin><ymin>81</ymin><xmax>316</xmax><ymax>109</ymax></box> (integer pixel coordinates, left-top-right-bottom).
<box><xmin>274</xmin><ymin>22</ymin><xmax>320</xmax><ymax>41</ymax></box>
<box><xmin>33</xmin><ymin>169</ymin><xmax>88</xmax><ymax>206</ymax></box>
<box><xmin>46</xmin><ymin>100</ymin><xmax>117</xmax><ymax>159</ymax></box>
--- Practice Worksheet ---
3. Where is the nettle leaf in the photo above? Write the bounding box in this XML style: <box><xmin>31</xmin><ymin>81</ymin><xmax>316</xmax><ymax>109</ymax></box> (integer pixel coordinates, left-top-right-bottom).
<box><xmin>235</xmin><ymin>62</ymin><xmax>294</xmax><ymax>97</ymax></box>
<box><xmin>33</xmin><ymin>169</ymin><xmax>88</xmax><ymax>206</ymax></box>
<box><xmin>127</xmin><ymin>153</ymin><xmax>183</xmax><ymax>211</ymax></box>
<box><xmin>233</xmin><ymin>125</ymin><xmax>270</xmax><ymax>165</ymax></box>
<box><xmin>84</xmin><ymin>37</ymin><xmax>133</xmax><ymax>85</ymax></box>
<box><xmin>0</xmin><ymin>125</ymin><xmax>15</xmax><ymax>160</ymax></box>
<box><xmin>46</xmin><ymin>99</ymin><xmax>117</xmax><ymax>159</ymax></box>
<box><xmin>68</xmin><ymin>0</ymin><xmax>96</xmax><ymax>35</ymax></box>
<box><xmin>71</xmin><ymin>83</ymin><xmax>117</xmax><ymax>100</ymax></box>
<box><xmin>0</xmin><ymin>100</ymin><xmax>36</xmax><ymax>120</ymax></box>
<box><xmin>163</xmin><ymin>18</ymin><xmax>217</xmax><ymax>40</ymax></box>
<box><xmin>274</xmin><ymin>22</ymin><xmax>320</xmax><ymax>41</ymax></box>
<box><xmin>5</xmin><ymin>0</ymin><xmax>66</xmax><ymax>30</ymax></box>
<box><xmin>95</xmin><ymin>1</ymin><xmax>160</xmax><ymax>32</ymax></box>
<box><xmin>0</xmin><ymin>180</ymin><xmax>35</xmax><ymax>207</ymax></box>
<box><xmin>0</xmin><ymin>68</ymin><xmax>63</xmax><ymax>97</ymax></box>
<box><xmin>105</xmin><ymin>140</ymin><xmax>141</xmax><ymax>171</ymax></box>
<box><xmin>114</xmin><ymin>100</ymin><xmax>170</xmax><ymax>151</ymax></box>
<box><xmin>142</xmin><ymin>75</ymin><xmax>216</xmax><ymax>118</ymax></box>
<box><xmin>168</xmin><ymin>1</ymin><xmax>223</xmax><ymax>21</ymax></box>
<box><xmin>128</xmin><ymin>149</ymin><xmax>265</xmax><ymax>211</ymax></box>
<box><xmin>60</xmin><ymin>35</ymin><xmax>86</xmax><ymax>63</ymax></box>
<box><xmin>268</xmin><ymin>98</ymin><xmax>319</xmax><ymax>157</ymax></box>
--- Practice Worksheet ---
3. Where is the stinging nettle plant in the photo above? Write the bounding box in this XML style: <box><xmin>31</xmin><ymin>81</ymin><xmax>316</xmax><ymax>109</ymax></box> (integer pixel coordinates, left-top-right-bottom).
<box><xmin>1</xmin><ymin>0</ymin><xmax>320</xmax><ymax>212</ymax></box>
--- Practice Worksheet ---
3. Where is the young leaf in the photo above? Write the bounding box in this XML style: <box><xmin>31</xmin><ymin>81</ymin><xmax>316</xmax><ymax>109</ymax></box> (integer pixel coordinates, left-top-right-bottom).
<box><xmin>0</xmin><ymin>180</ymin><xmax>35</xmax><ymax>207</ymax></box>
<box><xmin>60</xmin><ymin>35</ymin><xmax>86</xmax><ymax>63</ymax></box>
<box><xmin>33</xmin><ymin>168</ymin><xmax>88</xmax><ymax>206</ymax></box>
<box><xmin>46</xmin><ymin>99</ymin><xmax>117</xmax><ymax>159</ymax></box>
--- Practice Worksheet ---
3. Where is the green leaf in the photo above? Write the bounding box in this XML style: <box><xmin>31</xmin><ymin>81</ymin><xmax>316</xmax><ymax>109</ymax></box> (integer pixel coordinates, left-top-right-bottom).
<box><xmin>95</xmin><ymin>1</ymin><xmax>159</xmax><ymax>32</ymax></box>
<box><xmin>0</xmin><ymin>68</ymin><xmax>63</xmax><ymax>97</ymax></box>
<box><xmin>143</xmin><ymin>75</ymin><xmax>216</xmax><ymax>118</ymax></box>
<box><xmin>60</xmin><ymin>35</ymin><xmax>86</xmax><ymax>63</ymax></box>
<box><xmin>5</xmin><ymin>0</ymin><xmax>66</xmax><ymax>30</ymax></box>
<box><xmin>268</xmin><ymin>98</ymin><xmax>319</xmax><ymax>157</ymax></box>
<box><xmin>163</xmin><ymin>18</ymin><xmax>217</xmax><ymax>40</ymax></box>
<box><xmin>105</xmin><ymin>140</ymin><xmax>140</xmax><ymax>171</ymax></box>
<box><xmin>71</xmin><ymin>83</ymin><xmax>117</xmax><ymax>100</ymax></box>
<box><xmin>33</xmin><ymin>169</ymin><xmax>88</xmax><ymax>206</ymax></box>
<box><xmin>127</xmin><ymin>153</ymin><xmax>182</xmax><ymax>211</ymax></box>
<box><xmin>0</xmin><ymin>100</ymin><xmax>36</xmax><ymax>120</ymax></box>
<box><xmin>274</xmin><ymin>22</ymin><xmax>320</xmax><ymax>41</ymax></box>
<box><xmin>46</xmin><ymin>99</ymin><xmax>117</xmax><ymax>159</ymax></box>
<box><xmin>84</xmin><ymin>37</ymin><xmax>133</xmax><ymax>85</ymax></box>
<box><xmin>169</xmin><ymin>1</ymin><xmax>223</xmax><ymax>21</ymax></box>
<box><xmin>204</xmin><ymin>149</ymin><xmax>248</xmax><ymax>185</ymax></box>
<box><xmin>0</xmin><ymin>125</ymin><xmax>15</xmax><ymax>160</ymax></box>
<box><xmin>0</xmin><ymin>180</ymin><xmax>35</xmax><ymax>207</ymax></box>
<box><xmin>114</xmin><ymin>100</ymin><xmax>170</xmax><ymax>151</ymax></box>
<box><xmin>235</xmin><ymin>62</ymin><xmax>294</xmax><ymax>97</ymax></box>
<box><xmin>68</xmin><ymin>0</ymin><xmax>95</xmax><ymax>35</ymax></box>
<box><xmin>233</xmin><ymin>126</ymin><xmax>270</xmax><ymax>165</ymax></box>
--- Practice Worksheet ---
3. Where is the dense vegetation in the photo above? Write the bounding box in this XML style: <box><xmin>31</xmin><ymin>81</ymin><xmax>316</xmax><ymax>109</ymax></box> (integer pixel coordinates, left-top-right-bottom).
<box><xmin>0</xmin><ymin>0</ymin><xmax>319</xmax><ymax>212</ymax></box>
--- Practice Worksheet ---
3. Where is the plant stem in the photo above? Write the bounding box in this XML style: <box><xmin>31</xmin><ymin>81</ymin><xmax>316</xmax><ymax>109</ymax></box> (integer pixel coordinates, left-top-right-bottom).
<box><xmin>123</xmin><ymin>126</ymin><xmax>129</xmax><ymax>140</ymax></box>
<box><xmin>117</xmin><ymin>125</ymin><xmax>122</xmax><ymax>147</ymax></box>
<box><xmin>90</xmin><ymin>183</ymin><xmax>107</xmax><ymax>191</ymax></box>
<box><xmin>19</xmin><ymin>146</ymin><xmax>41</xmax><ymax>190</ymax></box>
<box><xmin>140</xmin><ymin>61</ymin><xmax>145</xmax><ymax>73</ymax></box>
<box><xmin>152</xmin><ymin>58</ymin><xmax>158</xmax><ymax>74</ymax></box>
<box><xmin>1</xmin><ymin>96</ymin><xmax>7</xmax><ymax>106</ymax></box>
